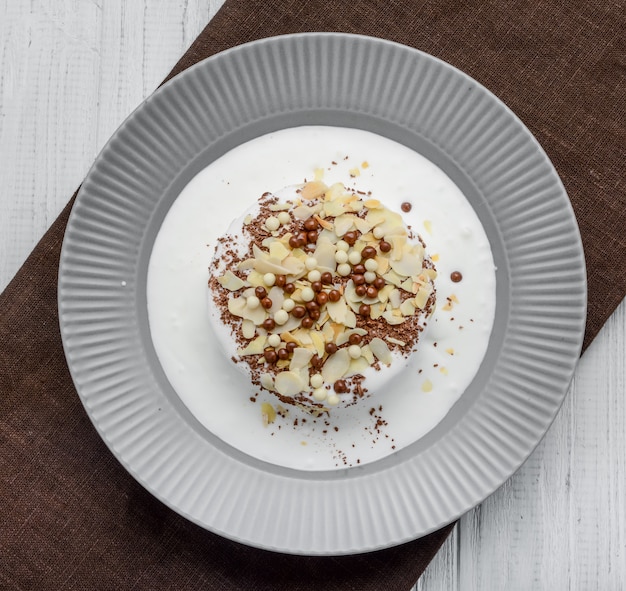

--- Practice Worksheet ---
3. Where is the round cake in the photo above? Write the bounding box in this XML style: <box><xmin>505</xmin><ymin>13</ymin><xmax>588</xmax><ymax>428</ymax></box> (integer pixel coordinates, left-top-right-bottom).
<box><xmin>208</xmin><ymin>179</ymin><xmax>437</xmax><ymax>411</ymax></box>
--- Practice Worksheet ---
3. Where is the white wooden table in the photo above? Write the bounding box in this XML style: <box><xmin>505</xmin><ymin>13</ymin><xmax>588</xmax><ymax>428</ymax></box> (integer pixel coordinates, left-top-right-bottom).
<box><xmin>1</xmin><ymin>3</ymin><xmax>624</xmax><ymax>589</ymax></box>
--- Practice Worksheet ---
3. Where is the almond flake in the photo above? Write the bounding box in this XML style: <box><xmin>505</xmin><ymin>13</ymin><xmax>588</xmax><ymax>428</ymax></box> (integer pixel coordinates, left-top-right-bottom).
<box><xmin>370</xmin><ymin>338</ymin><xmax>392</xmax><ymax>365</ymax></box>
<box><xmin>321</xmin><ymin>348</ymin><xmax>351</xmax><ymax>382</ymax></box>
<box><xmin>274</xmin><ymin>371</ymin><xmax>306</xmax><ymax>397</ymax></box>
<box><xmin>217</xmin><ymin>270</ymin><xmax>246</xmax><ymax>291</ymax></box>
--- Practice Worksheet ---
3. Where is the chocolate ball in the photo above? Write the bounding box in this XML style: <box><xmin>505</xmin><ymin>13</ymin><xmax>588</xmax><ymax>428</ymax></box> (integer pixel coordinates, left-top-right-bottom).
<box><xmin>358</xmin><ymin>303</ymin><xmax>371</xmax><ymax>316</ymax></box>
<box><xmin>307</xmin><ymin>230</ymin><xmax>318</xmax><ymax>244</ymax></box>
<box><xmin>305</xmin><ymin>301</ymin><xmax>320</xmax><ymax>313</ymax></box>
<box><xmin>325</xmin><ymin>342</ymin><xmax>338</xmax><ymax>355</ymax></box>
<box><xmin>275</xmin><ymin>274</ymin><xmax>286</xmax><ymax>287</ymax></box>
<box><xmin>288</xmin><ymin>235</ymin><xmax>301</xmax><ymax>249</ymax></box>
<box><xmin>285</xmin><ymin>342</ymin><xmax>297</xmax><ymax>353</ymax></box>
<box><xmin>303</xmin><ymin>218</ymin><xmax>319</xmax><ymax>231</ymax></box>
<box><xmin>321</xmin><ymin>271</ymin><xmax>333</xmax><ymax>284</ymax></box>
<box><xmin>292</xmin><ymin>305</ymin><xmax>306</xmax><ymax>318</ymax></box>
<box><xmin>379</xmin><ymin>240</ymin><xmax>391</xmax><ymax>253</ymax></box>
<box><xmin>255</xmin><ymin>286</ymin><xmax>267</xmax><ymax>299</ymax></box>
<box><xmin>361</xmin><ymin>246</ymin><xmax>376</xmax><ymax>259</ymax></box>
<box><xmin>333</xmin><ymin>379</ymin><xmax>348</xmax><ymax>393</ymax></box>
<box><xmin>343</xmin><ymin>231</ymin><xmax>357</xmax><ymax>245</ymax></box>
<box><xmin>352</xmin><ymin>264</ymin><xmax>366</xmax><ymax>275</ymax></box>
<box><xmin>348</xmin><ymin>333</ymin><xmax>362</xmax><ymax>345</ymax></box>
<box><xmin>301</xmin><ymin>317</ymin><xmax>314</xmax><ymax>329</ymax></box>
<box><xmin>366</xmin><ymin>286</ymin><xmax>378</xmax><ymax>299</ymax></box>
<box><xmin>283</xmin><ymin>282</ymin><xmax>295</xmax><ymax>294</ymax></box>
<box><xmin>328</xmin><ymin>289</ymin><xmax>341</xmax><ymax>302</ymax></box>
<box><xmin>355</xmin><ymin>284</ymin><xmax>367</xmax><ymax>297</ymax></box>
<box><xmin>373</xmin><ymin>276</ymin><xmax>386</xmax><ymax>290</ymax></box>
<box><xmin>263</xmin><ymin>349</ymin><xmax>278</xmax><ymax>363</ymax></box>
<box><xmin>261</xmin><ymin>297</ymin><xmax>273</xmax><ymax>309</ymax></box>
<box><xmin>262</xmin><ymin>318</ymin><xmax>276</xmax><ymax>330</ymax></box>
<box><xmin>277</xmin><ymin>348</ymin><xmax>290</xmax><ymax>360</ymax></box>
<box><xmin>311</xmin><ymin>280</ymin><xmax>323</xmax><ymax>292</ymax></box>
<box><xmin>352</xmin><ymin>274</ymin><xmax>365</xmax><ymax>285</ymax></box>
<box><xmin>316</xmin><ymin>291</ymin><xmax>329</xmax><ymax>305</ymax></box>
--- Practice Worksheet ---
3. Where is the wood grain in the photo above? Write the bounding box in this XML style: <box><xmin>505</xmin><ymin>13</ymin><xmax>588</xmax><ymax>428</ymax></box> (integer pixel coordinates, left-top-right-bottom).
<box><xmin>1</xmin><ymin>2</ymin><xmax>624</xmax><ymax>589</ymax></box>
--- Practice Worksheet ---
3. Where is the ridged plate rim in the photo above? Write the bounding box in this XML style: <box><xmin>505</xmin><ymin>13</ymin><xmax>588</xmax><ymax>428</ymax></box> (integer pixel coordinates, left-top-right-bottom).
<box><xmin>58</xmin><ymin>32</ymin><xmax>586</xmax><ymax>555</ymax></box>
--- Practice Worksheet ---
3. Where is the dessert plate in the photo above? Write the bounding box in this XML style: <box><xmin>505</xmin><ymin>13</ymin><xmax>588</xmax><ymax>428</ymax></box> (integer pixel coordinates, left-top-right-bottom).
<box><xmin>58</xmin><ymin>33</ymin><xmax>586</xmax><ymax>555</ymax></box>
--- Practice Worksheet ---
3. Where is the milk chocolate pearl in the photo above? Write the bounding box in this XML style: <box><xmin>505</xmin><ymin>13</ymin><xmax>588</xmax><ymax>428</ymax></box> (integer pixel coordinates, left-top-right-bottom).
<box><xmin>343</xmin><ymin>231</ymin><xmax>357</xmax><ymax>245</ymax></box>
<box><xmin>301</xmin><ymin>317</ymin><xmax>314</xmax><ymax>329</ymax></box>
<box><xmin>348</xmin><ymin>333</ymin><xmax>362</xmax><ymax>345</ymax></box>
<box><xmin>316</xmin><ymin>291</ymin><xmax>329</xmax><ymax>305</ymax></box>
<box><xmin>297</xmin><ymin>232</ymin><xmax>309</xmax><ymax>245</ymax></box>
<box><xmin>355</xmin><ymin>284</ymin><xmax>367</xmax><ymax>297</ymax></box>
<box><xmin>289</xmin><ymin>235</ymin><xmax>301</xmax><ymax>249</ymax></box>
<box><xmin>261</xmin><ymin>297</ymin><xmax>273</xmax><ymax>309</ymax></box>
<box><xmin>328</xmin><ymin>289</ymin><xmax>341</xmax><ymax>302</ymax></box>
<box><xmin>264</xmin><ymin>349</ymin><xmax>278</xmax><ymax>363</ymax></box>
<box><xmin>401</xmin><ymin>201</ymin><xmax>412</xmax><ymax>212</ymax></box>
<box><xmin>255</xmin><ymin>286</ymin><xmax>267</xmax><ymax>299</ymax></box>
<box><xmin>305</xmin><ymin>301</ymin><xmax>320</xmax><ymax>313</ymax></box>
<box><xmin>262</xmin><ymin>318</ymin><xmax>276</xmax><ymax>330</ymax></box>
<box><xmin>275</xmin><ymin>274</ymin><xmax>286</xmax><ymax>287</ymax></box>
<box><xmin>451</xmin><ymin>271</ymin><xmax>463</xmax><ymax>282</ymax></box>
<box><xmin>286</xmin><ymin>342</ymin><xmax>297</xmax><ymax>353</ymax></box>
<box><xmin>321</xmin><ymin>271</ymin><xmax>333</xmax><ymax>284</ymax></box>
<box><xmin>311</xmin><ymin>354</ymin><xmax>323</xmax><ymax>369</ymax></box>
<box><xmin>277</xmin><ymin>348</ymin><xmax>290</xmax><ymax>360</ymax></box>
<box><xmin>307</xmin><ymin>230</ymin><xmax>318</xmax><ymax>244</ymax></box>
<box><xmin>373</xmin><ymin>276</ymin><xmax>386</xmax><ymax>290</ymax></box>
<box><xmin>291</xmin><ymin>305</ymin><xmax>306</xmax><ymax>318</ymax></box>
<box><xmin>361</xmin><ymin>246</ymin><xmax>376</xmax><ymax>259</ymax></box>
<box><xmin>352</xmin><ymin>264</ymin><xmax>366</xmax><ymax>275</ymax></box>
<box><xmin>358</xmin><ymin>303</ymin><xmax>371</xmax><ymax>316</ymax></box>
<box><xmin>303</xmin><ymin>218</ymin><xmax>319</xmax><ymax>231</ymax></box>
<box><xmin>379</xmin><ymin>240</ymin><xmax>391</xmax><ymax>253</ymax></box>
<box><xmin>311</xmin><ymin>280</ymin><xmax>323</xmax><ymax>293</ymax></box>
<box><xmin>333</xmin><ymin>379</ymin><xmax>348</xmax><ymax>393</ymax></box>
<box><xmin>325</xmin><ymin>342</ymin><xmax>338</xmax><ymax>354</ymax></box>
<box><xmin>309</xmin><ymin>308</ymin><xmax>321</xmax><ymax>321</ymax></box>
<box><xmin>352</xmin><ymin>274</ymin><xmax>365</xmax><ymax>285</ymax></box>
<box><xmin>366</xmin><ymin>286</ymin><xmax>378</xmax><ymax>299</ymax></box>
<box><xmin>283</xmin><ymin>282</ymin><xmax>296</xmax><ymax>294</ymax></box>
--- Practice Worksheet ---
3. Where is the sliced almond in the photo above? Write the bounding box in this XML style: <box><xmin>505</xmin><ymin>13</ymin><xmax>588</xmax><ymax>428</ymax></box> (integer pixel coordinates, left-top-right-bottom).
<box><xmin>301</xmin><ymin>180</ymin><xmax>328</xmax><ymax>200</ymax></box>
<box><xmin>289</xmin><ymin>347</ymin><xmax>314</xmax><ymax>371</ymax></box>
<box><xmin>237</xmin><ymin>335</ymin><xmax>267</xmax><ymax>356</ymax></box>
<box><xmin>321</xmin><ymin>348</ymin><xmax>351</xmax><ymax>382</ymax></box>
<box><xmin>274</xmin><ymin>371</ymin><xmax>306</xmax><ymax>397</ymax></box>
<box><xmin>369</xmin><ymin>338</ymin><xmax>392</xmax><ymax>365</ymax></box>
<box><xmin>217</xmin><ymin>270</ymin><xmax>245</xmax><ymax>291</ymax></box>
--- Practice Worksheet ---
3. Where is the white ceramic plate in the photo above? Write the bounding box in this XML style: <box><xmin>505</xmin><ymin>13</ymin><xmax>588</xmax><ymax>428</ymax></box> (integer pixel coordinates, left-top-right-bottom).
<box><xmin>58</xmin><ymin>33</ymin><xmax>586</xmax><ymax>555</ymax></box>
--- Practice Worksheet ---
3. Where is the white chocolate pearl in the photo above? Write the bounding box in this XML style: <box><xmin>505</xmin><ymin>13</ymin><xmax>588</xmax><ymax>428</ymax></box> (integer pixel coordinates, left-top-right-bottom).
<box><xmin>327</xmin><ymin>394</ymin><xmax>340</xmax><ymax>405</ymax></box>
<box><xmin>348</xmin><ymin>250</ymin><xmax>361</xmax><ymax>265</ymax></box>
<box><xmin>267</xmin><ymin>334</ymin><xmax>281</xmax><ymax>348</ymax></box>
<box><xmin>313</xmin><ymin>387</ymin><xmax>327</xmax><ymax>401</ymax></box>
<box><xmin>373</xmin><ymin>227</ymin><xmax>384</xmax><ymax>239</ymax></box>
<box><xmin>337</xmin><ymin>263</ymin><xmax>351</xmax><ymax>277</ymax></box>
<box><xmin>310</xmin><ymin>374</ymin><xmax>324</xmax><ymax>389</ymax></box>
<box><xmin>282</xmin><ymin>298</ymin><xmax>295</xmax><ymax>312</ymax></box>
<box><xmin>336</xmin><ymin>240</ymin><xmax>349</xmax><ymax>252</ymax></box>
<box><xmin>301</xmin><ymin>287</ymin><xmax>315</xmax><ymax>302</ymax></box>
<box><xmin>348</xmin><ymin>344</ymin><xmax>361</xmax><ymax>359</ymax></box>
<box><xmin>307</xmin><ymin>269</ymin><xmax>321</xmax><ymax>282</ymax></box>
<box><xmin>263</xmin><ymin>272</ymin><xmax>276</xmax><ymax>286</ymax></box>
<box><xmin>277</xmin><ymin>211</ymin><xmax>291</xmax><ymax>225</ymax></box>
<box><xmin>274</xmin><ymin>309</ymin><xmax>289</xmax><ymax>325</ymax></box>
<box><xmin>364</xmin><ymin>258</ymin><xmax>378</xmax><ymax>272</ymax></box>
<box><xmin>305</xmin><ymin>257</ymin><xmax>318</xmax><ymax>270</ymax></box>
<box><xmin>246</xmin><ymin>295</ymin><xmax>260</xmax><ymax>309</ymax></box>
<box><xmin>364</xmin><ymin>271</ymin><xmax>377</xmax><ymax>283</ymax></box>
<box><xmin>334</xmin><ymin>250</ymin><xmax>348</xmax><ymax>264</ymax></box>
<box><xmin>265</xmin><ymin>216</ymin><xmax>280</xmax><ymax>231</ymax></box>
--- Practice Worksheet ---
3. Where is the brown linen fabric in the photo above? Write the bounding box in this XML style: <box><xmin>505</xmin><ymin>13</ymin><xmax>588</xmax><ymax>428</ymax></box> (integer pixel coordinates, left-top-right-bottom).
<box><xmin>1</xmin><ymin>0</ymin><xmax>625</xmax><ymax>589</ymax></box>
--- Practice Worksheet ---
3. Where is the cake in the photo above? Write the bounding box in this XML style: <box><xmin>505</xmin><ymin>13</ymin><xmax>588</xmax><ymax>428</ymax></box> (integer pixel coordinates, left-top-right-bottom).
<box><xmin>208</xmin><ymin>179</ymin><xmax>437</xmax><ymax>410</ymax></box>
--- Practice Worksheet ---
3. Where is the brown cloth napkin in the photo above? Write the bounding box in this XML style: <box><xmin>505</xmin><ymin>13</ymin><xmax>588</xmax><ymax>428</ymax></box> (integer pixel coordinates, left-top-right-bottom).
<box><xmin>1</xmin><ymin>1</ymin><xmax>625</xmax><ymax>589</ymax></box>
